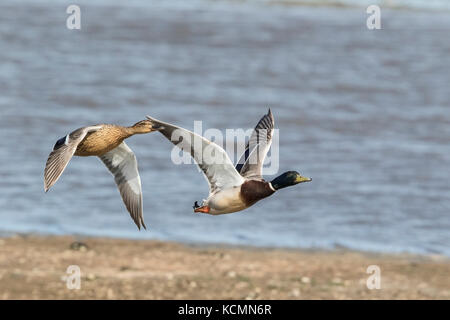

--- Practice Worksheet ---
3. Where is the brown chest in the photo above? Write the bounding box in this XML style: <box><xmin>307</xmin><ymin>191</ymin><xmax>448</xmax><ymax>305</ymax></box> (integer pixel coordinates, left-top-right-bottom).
<box><xmin>74</xmin><ymin>126</ymin><xmax>129</xmax><ymax>157</ymax></box>
<box><xmin>239</xmin><ymin>180</ymin><xmax>275</xmax><ymax>206</ymax></box>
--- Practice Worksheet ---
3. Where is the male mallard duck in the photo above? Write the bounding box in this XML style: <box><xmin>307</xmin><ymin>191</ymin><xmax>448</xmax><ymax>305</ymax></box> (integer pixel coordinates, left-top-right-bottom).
<box><xmin>43</xmin><ymin>120</ymin><xmax>155</xmax><ymax>229</ymax></box>
<box><xmin>146</xmin><ymin>109</ymin><xmax>311</xmax><ymax>214</ymax></box>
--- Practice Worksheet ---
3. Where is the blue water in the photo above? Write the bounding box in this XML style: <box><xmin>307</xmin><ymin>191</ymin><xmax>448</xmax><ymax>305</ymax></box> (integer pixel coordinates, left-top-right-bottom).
<box><xmin>0</xmin><ymin>0</ymin><xmax>449</xmax><ymax>256</ymax></box>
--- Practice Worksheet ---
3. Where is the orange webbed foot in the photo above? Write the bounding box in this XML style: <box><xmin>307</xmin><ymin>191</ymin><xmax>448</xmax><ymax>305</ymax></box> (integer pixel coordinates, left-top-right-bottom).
<box><xmin>194</xmin><ymin>206</ymin><xmax>210</xmax><ymax>213</ymax></box>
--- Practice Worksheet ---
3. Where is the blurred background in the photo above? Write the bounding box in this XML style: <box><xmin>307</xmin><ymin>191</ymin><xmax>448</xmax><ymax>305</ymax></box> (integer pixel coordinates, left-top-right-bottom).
<box><xmin>0</xmin><ymin>0</ymin><xmax>449</xmax><ymax>257</ymax></box>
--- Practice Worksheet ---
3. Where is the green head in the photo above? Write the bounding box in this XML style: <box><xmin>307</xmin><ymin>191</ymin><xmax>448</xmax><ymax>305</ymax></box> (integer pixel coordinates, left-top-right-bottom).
<box><xmin>270</xmin><ymin>171</ymin><xmax>312</xmax><ymax>190</ymax></box>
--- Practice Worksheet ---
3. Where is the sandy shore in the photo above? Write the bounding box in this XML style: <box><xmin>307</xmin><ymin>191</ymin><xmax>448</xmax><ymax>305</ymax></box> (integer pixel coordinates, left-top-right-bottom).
<box><xmin>0</xmin><ymin>235</ymin><xmax>448</xmax><ymax>299</ymax></box>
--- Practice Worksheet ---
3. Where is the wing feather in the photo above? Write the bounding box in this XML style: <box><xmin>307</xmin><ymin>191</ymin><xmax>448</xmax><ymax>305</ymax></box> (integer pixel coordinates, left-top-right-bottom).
<box><xmin>99</xmin><ymin>142</ymin><xmax>146</xmax><ymax>230</ymax></box>
<box><xmin>44</xmin><ymin>126</ymin><xmax>101</xmax><ymax>192</ymax></box>
<box><xmin>146</xmin><ymin>115</ymin><xmax>244</xmax><ymax>194</ymax></box>
<box><xmin>235</xmin><ymin>109</ymin><xmax>274</xmax><ymax>179</ymax></box>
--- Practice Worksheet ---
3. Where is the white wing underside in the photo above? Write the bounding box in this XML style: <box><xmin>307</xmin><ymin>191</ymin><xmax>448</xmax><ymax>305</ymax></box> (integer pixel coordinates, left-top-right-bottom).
<box><xmin>99</xmin><ymin>142</ymin><xmax>146</xmax><ymax>229</ymax></box>
<box><xmin>146</xmin><ymin>116</ymin><xmax>245</xmax><ymax>194</ymax></box>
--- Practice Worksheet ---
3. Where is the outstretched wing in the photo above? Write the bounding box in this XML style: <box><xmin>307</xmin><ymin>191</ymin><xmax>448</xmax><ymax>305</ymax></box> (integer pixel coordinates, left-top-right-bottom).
<box><xmin>235</xmin><ymin>109</ymin><xmax>274</xmax><ymax>179</ymax></box>
<box><xmin>99</xmin><ymin>142</ymin><xmax>146</xmax><ymax>230</ymax></box>
<box><xmin>44</xmin><ymin>125</ymin><xmax>102</xmax><ymax>192</ymax></box>
<box><xmin>146</xmin><ymin>115</ymin><xmax>245</xmax><ymax>194</ymax></box>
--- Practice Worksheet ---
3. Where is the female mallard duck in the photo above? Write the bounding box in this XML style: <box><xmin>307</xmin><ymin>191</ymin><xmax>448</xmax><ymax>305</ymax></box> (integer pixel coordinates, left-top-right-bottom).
<box><xmin>145</xmin><ymin>109</ymin><xmax>311</xmax><ymax>215</ymax></box>
<box><xmin>43</xmin><ymin>120</ymin><xmax>155</xmax><ymax>229</ymax></box>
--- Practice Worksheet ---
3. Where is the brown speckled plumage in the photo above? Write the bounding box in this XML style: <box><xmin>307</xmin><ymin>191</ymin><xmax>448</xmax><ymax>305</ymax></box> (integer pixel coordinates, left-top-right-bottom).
<box><xmin>44</xmin><ymin>120</ymin><xmax>155</xmax><ymax>230</ymax></box>
<box><xmin>74</xmin><ymin>125</ymin><xmax>133</xmax><ymax>157</ymax></box>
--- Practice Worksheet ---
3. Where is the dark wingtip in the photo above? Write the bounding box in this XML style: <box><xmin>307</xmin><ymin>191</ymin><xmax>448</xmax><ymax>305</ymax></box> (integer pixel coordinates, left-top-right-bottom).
<box><xmin>145</xmin><ymin>115</ymin><xmax>164</xmax><ymax>131</ymax></box>
<box><xmin>135</xmin><ymin>219</ymin><xmax>147</xmax><ymax>231</ymax></box>
<box><xmin>266</xmin><ymin>108</ymin><xmax>274</xmax><ymax>125</ymax></box>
